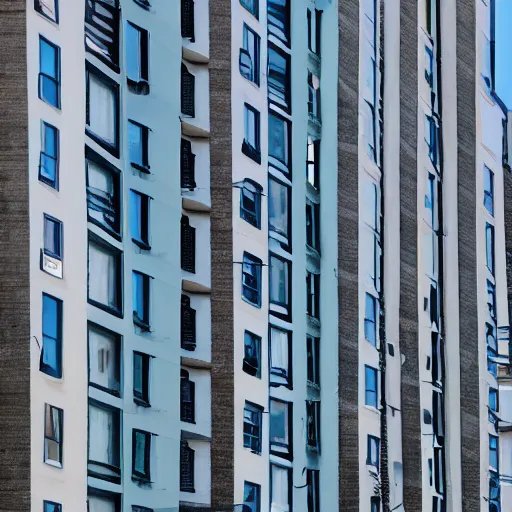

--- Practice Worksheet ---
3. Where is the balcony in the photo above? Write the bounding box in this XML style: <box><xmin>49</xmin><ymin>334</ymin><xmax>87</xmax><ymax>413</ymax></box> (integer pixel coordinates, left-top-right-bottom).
<box><xmin>181</xmin><ymin>0</ymin><xmax>209</xmax><ymax>64</ymax></box>
<box><xmin>181</xmin><ymin>136</ymin><xmax>211</xmax><ymax>211</ymax></box>
<box><xmin>181</xmin><ymin>61</ymin><xmax>210</xmax><ymax>137</ymax></box>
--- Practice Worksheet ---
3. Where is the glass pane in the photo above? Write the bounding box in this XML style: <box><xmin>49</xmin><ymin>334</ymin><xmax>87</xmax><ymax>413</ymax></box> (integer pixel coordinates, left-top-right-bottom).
<box><xmin>41</xmin><ymin>76</ymin><xmax>58</xmax><ymax>106</ymax></box>
<box><xmin>134</xmin><ymin>353</ymin><xmax>143</xmax><ymax>393</ymax></box>
<box><xmin>89</xmin><ymin>242</ymin><xmax>117</xmax><ymax>308</ymax></box>
<box><xmin>126</xmin><ymin>23</ymin><xmax>141</xmax><ymax>81</ymax></box>
<box><xmin>128</xmin><ymin>122</ymin><xmax>143</xmax><ymax>164</ymax></box>
<box><xmin>269</xmin><ymin>179</ymin><xmax>289</xmax><ymax>237</ymax></box>
<box><xmin>44</xmin><ymin>124</ymin><xmax>57</xmax><ymax>157</ymax></box>
<box><xmin>40</xmin><ymin>39</ymin><xmax>57</xmax><ymax>78</ymax></box>
<box><xmin>133</xmin><ymin>272</ymin><xmax>143</xmax><ymax>317</ymax></box>
<box><xmin>44</xmin><ymin>217</ymin><xmax>60</xmax><ymax>255</ymax></box>
<box><xmin>42</xmin><ymin>295</ymin><xmax>59</xmax><ymax>339</ymax></box>
<box><xmin>270</xmin><ymin>256</ymin><xmax>288</xmax><ymax>305</ymax></box>
<box><xmin>134</xmin><ymin>432</ymin><xmax>147</xmax><ymax>473</ymax></box>
<box><xmin>269</xmin><ymin>112</ymin><xmax>288</xmax><ymax>165</ymax></box>
<box><xmin>89</xmin><ymin>326</ymin><xmax>119</xmax><ymax>392</ymax></box>
<box><xmin>89</xmin><ymin>404</ymin><xmax>116</xmax><ymax>466</ymax></box>
<box><xmin>89</xmin><ymin>74</ymin><xmax>116</xmax><ymax>145</ymax></box>
<box><xmin>270</xmin><ymin>401</ymin><xmax>288</xmax><ymax>445</ymax></box>
<box><xmin>130</xmin><ymin>191</ymin><xmax>142</xmax><ymax>241</ymax></box>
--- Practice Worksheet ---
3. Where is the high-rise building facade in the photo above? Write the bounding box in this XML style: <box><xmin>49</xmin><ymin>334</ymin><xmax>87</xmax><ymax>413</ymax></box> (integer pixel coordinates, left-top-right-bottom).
<box><xmin>0</xmin><ymin>1</ymin><xmax>512</xmax><ymax>511</ymax></box>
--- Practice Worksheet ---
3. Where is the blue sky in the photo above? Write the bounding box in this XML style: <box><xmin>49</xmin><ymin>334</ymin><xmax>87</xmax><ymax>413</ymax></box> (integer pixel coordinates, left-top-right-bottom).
<box><xmin>494</xmin><ymin>0</ymin><xmax>512</xmax><ymax>109</ymax></box>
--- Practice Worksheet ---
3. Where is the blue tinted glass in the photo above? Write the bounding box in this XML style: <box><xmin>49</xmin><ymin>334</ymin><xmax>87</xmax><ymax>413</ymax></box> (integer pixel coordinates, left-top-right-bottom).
<box><xmin>44</xmin><ymin>124</ymin><xmax>57</xmax><ymax>157</ymax></box>
<box><xmin>130</xmin><ymin>191</ymin><xmax>142</xmax><ymax>240</ymax></box>
<box><xmin>40</xmin><ymin>39</ymin><xmax>57</xmax><ymax>78</ymax></box>
<box><xmin>366</xmin><ymin>366</ymin><xmax>376</xmax><ymax>391</ymax></box>
<box><xmin>494</xmin><ymin>0</ymin><xmax>512</xmax><ymax>108</ymax></box>
<box><xmin>43</xmin><ymin>295</ymin><xmax>59</xmax><ymax>339</ymax></box>
<box><xmin>126</xmin><ymin>23</ymin><xmax>141</xmax><ymax>80</ymax></box>
<box><xmin>44</xmin><ymin>501</ymin><xmax>61</xmax><ymax>512</ymax></box>
<box><xmin>40</xmin><ymin>154</ymin><xmax>56</xmax><ymax>183</ymax></box>
<box><xmin>133</xmin><ymin>272</ymin><xmax>143</xmax><ymax>316</ymax></box>
<box><xmin>365</xmin><ymin>294</ymin><xmax>375</xmax><ymax>322</ymax></box>
<box><xmin>44</xmin><ymin>217</ymin><xmax>61</xmax><ymax>256</ymax></box>
<box><xmin>128</xmin><ymin>122</ymin><xmax>142</xmax><ymax>164</ymax></box>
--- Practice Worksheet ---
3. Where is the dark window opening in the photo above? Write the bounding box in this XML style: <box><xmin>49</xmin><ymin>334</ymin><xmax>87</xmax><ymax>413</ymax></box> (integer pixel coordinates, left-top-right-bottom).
<box><xmin>44</xmin><ymin>404</ymin><xmax>63</xmax><ymax>467</ymax></box>
<box><xmin>181</xmin><ymin>0</ymin><xmax>195</xmax><ymax>40</ymax></box>
<box><xmin>181</xmin><ymin>216</ymin><xmax>196</xmax><ymax>274</ymax></box>
<box><xmin>132</xmin><ymin>271</ymin><xmax>151</xmax><ymax>330</ymax></box>
<box><xmin>181</xmin><ymin>63</ymin><xmax>195</xmax><ymax>117</ymax></box>
<box><xmin>180</xmin><ymin>441</ymin><xmax>195</xmax><ymax>492</ymax></box>
<box><xmin>240</xmin><ymin>179</ymin><xmax>262</xmax><ymax>228</ymax></box>
<box><xmin>133</xmin><ymin>351</ymin><xmax>150</xmax><ymax>406</ymax></box>
<box><xmin>126</xmin><ymin>22</ymin><xmax>149</xmax><ymax>94</ymax></box>
<box><xmin>306</xmin><ymin>200</ymin><xmax>320</xmax><ymax>251</ymax></box>
<box><xmin>130</xmin><ymin>190</ymin><xmax>151</xmax><ymax>250</ymax></box>
<box><xmin>240</xmin><ymin>24</ymin><xmax>260</xmax><ymax>85</ymax></box>
<box><xmin>243</xmin><ymin>330</ymin><xmax>261</xmax><ymax>378</ymax></box>
<box><xmin>181</xmin><ymin>295</ymin><xmax>197</xmax><ymax>351</ymax></box>
<box><xmin>242</xmin><ymin>252</ymin><xmax>262</xmax><ymax>307</ymax></box>
<box><xmin>128</xmin><ymin>120</ymin><xmax>150</xmax><ymax>173</ymax></box>
<box><xmin>43</xmin><ymin>214</ymin><xmax>63</xmax><ymax>261</ymax></box>
<box><xmin>486</xmin><ymin>222</ymin><xmax>495</xmax><ymax>275</ymax></box>
<box><xmin>484</xmin><ymin>166</ymin><xmax>494</xmax><ymax>216</ymax></box>
<box><xmin>39</xmin><ymin>122</ymin><xmax>59</xmax><ymax>189</ymax></box>
<box><xmin>487</xmin><ymin>280</ymin><xmax>497</xmax><ymax>320</ymax></box>
<box><xmin>306</xmin><ymin>271</ymin><xmax>320</xmax><ymax>320</ymax></box>
<box><xmin>181</xmin><ymin>139</ymin><xmax>196</xmax><ymax>190</ymax></box>
<box><xmin>306</xmin><ymin>400</ymin><xmax>320</xmax><ymax>452</ymax></box>
<box><xmin>307</xmin><ymin>336</ymin><xmax>320</xmax><ymax>387</ymax></box>
<box><xmin>39</xmin><ymin>37</ymin><xmax>61</xmax><ymax>108</ymax></box>
<box><xmin>180</xmin><ymin>369</ymin><xmax>196</xmax><ymax>423</ymax></box>
<box><xmin>41</xmin><ymin>293</ymin><xmax>62</xmax><ymax>378</ymax></box>
<box><xmin>242</xmin><ymin>103</ymin><xmax>261</xmax><ymax>164</ymax></box>
<box><xmin>308</xmin><ymin>71</ymin><xmax>321</xmax><ymax>120</ymax></box>
<box><xmin>307</xmin><ymin>469</ymin><xmax>320</xmax><ymax>512</ymax></box>
<box><xmin>432</xmin><ymin>391</ymin><xmax>444</xmax><ymax>442</ymax></box>
<box><xmin>270</xmin><ymin>326</ymin><xmax>291</xmax><ymax>387</ymax></box>
<box><xmin>85</xmin><ymin>0</ymin><xmax>120</xmax><ymax>70</ymax></box>
<box><xmin>306</xmin><ymin>137</ymin><xmax>320</xmax><ymax>189</ymax></box>
<box><xmin>307</xmin><ymin>9</ymin><xmax>322</xmax><ymax>56</ymax></box>
<box><xmin>132</xmin><ymin>429</ymin><xmax>151</xmax><ymax>482</ymax></box>
<box><xmin>243</xmin><ymin>402</ymin><xmax>263</xmax><ymax>454</ymax></box>
<box><xmin>431</xmin><ymin>332</ymin><xmax>445</xmax><ymax>384</ymax></box>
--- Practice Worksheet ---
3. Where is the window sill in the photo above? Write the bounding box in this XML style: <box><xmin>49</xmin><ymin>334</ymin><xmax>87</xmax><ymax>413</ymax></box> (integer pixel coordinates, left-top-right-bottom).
<box><xmin>132</xmin><ymin>475</ymin><xmax>152</xmax><ymax>486</ymax></box>
<box><xmin>127</xmin><ymin>78</ymin><xmax>150</xmax><ymax>95</ymax></box>
<box><xmin>133</xmin><ymin>315</ymin><xmax>151</xmax><ymax>332</ymax></box>
<box><xmin>85</xmin><ymin>128</ymin><xmax>119</xmax><ymax>159</ymax></box>
<box><xmin>132</xmin><ymin>238</ymin><xmax>151</xmax><ymax>251</ymax></box>
<box><xmin>89</xmin><ymin>382</ymin><xmax>121</xmax><ymax>398</ymax></box>
<box><xmin>181</xmin><ymin>342</ymin><xmax>197</xmax><ymax>352</ymax></box>
<box><xmin>88</xmin><ymin>216</ymin><xmax>122</xmax><ymax>243</ymax></box>
<box><xmin>44</xmin><ymin>459</ymin><xmax>63</xmax><ymax>469</ymax></box>
<box><xmin>40</xmin><ymin>366</ymin><xmax>62</xmax><ymax>380</ymax></box>
<box><xmin>180</xmin><ymin>487</ymin><xmax>196</xmax><ymax>494</ymax></box>
<box><xmin>241</xmin><ymin>140</ymin><xmax>261</xmax><ymax>165</ymax></box>
<box><xmin>134</xmin><ymin>397</ymin><xmax>151</xmax><ymax>408</ymax></box>
<box><xmin>88</xmin><ymin>298</ymin><xmax>123</xmax><ymax>319</ymax></box>
<box><xmin>241</xmin><ymin>294</ymin><xmax>261</xmax><ymax>309</ymax></box>
<box><xmin>181</xmin><ymin>418</ymin><xmax>196</xmax><ymax>425</ymax></box>
<box><xmin>133</xmin><ymin>0</ymin><xmax>151</xmax><ymax>9</ymax></box>
<box><xmin>131</xmin><ymin>162</ymin><xmax>151</xmax><ymax>174</ymax></box>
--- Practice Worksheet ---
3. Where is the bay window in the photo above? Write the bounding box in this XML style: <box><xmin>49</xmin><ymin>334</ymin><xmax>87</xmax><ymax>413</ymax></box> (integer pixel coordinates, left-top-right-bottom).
<box><xmin>88</xmin><ymin>323</ymin><xmax>121</xmax><ymax>396</ymax></box>
<box><xmin>270</xmin><ymin>326</ymin><xmax>291</xmax><ymax>387</ymax></box>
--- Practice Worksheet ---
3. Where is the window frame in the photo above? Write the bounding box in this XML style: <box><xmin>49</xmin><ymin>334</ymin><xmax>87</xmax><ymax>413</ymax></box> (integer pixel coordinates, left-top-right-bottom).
<box><xmin>132</xmin><ymin>429</ymin><xmax>152</xmax><ymax>483</ymax></box>
<box><xmin>133</xmin><ymin>351</ymin><xmax>151</xmax><ymax>407</ymax></box>
<box><xmin>270</xmin><ymin>398</ymin><xmax>293</xmax><ymax>459</ymax></box>
<box><xmin>39</xmin><ymin>121</ymin><xmax>59</xmax><ymax>189</ymax></box>
<box><xmin>242</xmin><ymin>103</ymin><xmax>262</xmax><ymax>164</ymax></box>
<box><xmin>270</xmin><ymin>463</ymin><xmax>292</xmax><ymax>512</ymax></box>
<box><xmin>366</xmin><ymin>435</ymin><xmax>380</xmax><ymax>468</ymax></box>
<box><xmin>306</xmin><ymin>469</ymin><xmax>320</xmax><ymax>512</ymax></box>
<box><xmin>126</xmin><ymin>21</ymin><xmax>150</xmax><ymax>91</ymax></box>
<box><xmin>484</xmin><ymin>165</ymin><xmax>494</xmax><ymax>216</ymax></box>
<box><xmin>243</xmin><ymin>481</ymin><xmax>261</xmax><ymax>512</ymax></box>
<box><xmin>87</xmin><ymin>399</ymin><xmax>121</xmax><ymax>483</ymax></box>
<box><xmin>43</xmin><ymin>501</ymin><xmax>62</xmax><ymax>512</ymax></box>
<box><xmin>365</xmin><ymin>365</ymin><xmax>378</xmax><ymax>408</ymax></box>
<box><xmin>306</xmin><ymin>199</ymin><xmax>320</xmax><ymax>252</ymax></box>
<box><xmin>306</xmin><ymin>400</ymin><xmax>321</xmax><ymax>453</ymax></box>
<box><xmin>42</xmin><ymin>214</ymin><xmax>63</xmax><ymax>265</ymax></box>
<box><xmin>39</xmin><ymin>36</ymin><xmax>61</xmax><ymax>109</ymax></box>
<box><xmin>87</xmin><ymin>321</ymin><xmax>122</xmax><ymax>397</ymax></box>
<box><xmin>364</xmin><ymin>292</ymin><xmax>378</xmax><ymax>346</ymax></box>
<box><xmin>35</xmin><ymin>0</ymin><xmax>59</xmax><ymax>23</ymax></box>
<box><xmin>243</xmin><ymin>330</ymin><xmax>262</xmax><ymax>378</ymax></box>
<box><xmin>306</xmin><ymin>137</ymin><xmax>320</xmax><ymax>190</ymax></box>
<box><xmin>307</xmin><ymin>9</ymin><xmax>322</xmax><ymax>57</ymax></box>
<box><xmin>44</xmin><ymin>403</ymin><xmax>63</xmax><ymax>468</ymax></box>
<box><xmin>130</xmin><ymin>189</ymin><xmax>151</xmax><ymax>250</ymax></box>
<box><xmin>240</xmin><ymin>178</ymin><xmax>262</xmax><ymax>229</ymax></box>
<box><xmin>307</xmin><ymin>71</ymin><xmax>321</xmax><ymax>121</ymax></box>
<box><xmin>269</xmin><ymin>252</ymin><xmax>291</xmax><ymax>319</ymax></box>
<box><xmin>489</xmin><ymin>434</ymin><xmax>499</xmax><ymax>471</ymax></box>
<box><xmin>85</xmin><ymin>63</ymin><xmax>120</xmax><ymax>157</ymax></box>
<box><xmin>268</xmin><ymin>44</ymin><xmax>291</xmax><ymax>113</ymax></box>
<box><xmin>307</xmin><ymin>336</ymin><xmax>320</xmax><ymax>388</ymax></box>
<box><xmin>180</xmin><ymin>369</ymin><xmax>196</xmax><ymax>423</ymax></box>
<box><xmin>240</xmin><ymin>0</ymin><xmax>259</xmax><ymax>19</ymax></box>
<box><xmin>128</xmin><ymin>120</ymin><xmax>150</xmax><ymax>173</ymax></box>
<box><xmin>240</xmin><ymin>23</ymin><xmax>261</xmax><ymax>86</ymax></box>
<box><xmin>87</xmin><ymin>232</ymin><xmax>124</xmax><ymax>318</ymax></box>
<box><xmin>268</xmin><ymin>177</ymin><xmax>292</xmax><ymax>248</ymax></box>
<box><xmin>268</xmin><ymin>0</ymin><xmax>290</xmax><ymax>46</ymax></box>
<box><xmin>306</xmin><ymin>271</ymin><xmax>320</xmax><ymax>320</ymax></box>
<box><xmin>132</xmin><ymin>270</ymin><xmax>151</xmax><ymax>330</ymax></box>
<box><xmin>243</xmin><ymin>401</ymin><xmax>263</xmax><ymax>454</ymax></box>
<box><xmin>269</xmin><ymin>325</ymin><xmax>292</xmax><ymax>388</ymax></box>
<box><xmin>268</xmin><ymin>109</ymin><xmax>291</xmax><ymax>175</ymax></box>
<box><xmin>242</xmin><ymin>252</ymin><xmax>262</xmax><ymax>307</ymax></box>
<box><xmin>40</xmin><ymin>293</ymin><xmax>63</xmax><ymax>379</ymax></box>
<box><xmin>85</xmin><ymin>147</ymin><xmax>121</xmax><ymax>239</ymax></box>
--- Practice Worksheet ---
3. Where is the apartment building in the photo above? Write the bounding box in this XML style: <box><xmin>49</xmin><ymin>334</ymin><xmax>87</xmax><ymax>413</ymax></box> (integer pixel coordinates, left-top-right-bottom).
<box><xmin>2</xmin><ymin>0</ymin><xmax>512</xmax><ymax>512</ymax></box>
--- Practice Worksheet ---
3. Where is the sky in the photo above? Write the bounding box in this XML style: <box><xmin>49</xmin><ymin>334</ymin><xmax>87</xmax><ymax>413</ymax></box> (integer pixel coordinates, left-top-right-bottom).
<box><xmin>494</xmin><ymin>0</ymin><xmax>512</xmax><ymax>110</ymax></box>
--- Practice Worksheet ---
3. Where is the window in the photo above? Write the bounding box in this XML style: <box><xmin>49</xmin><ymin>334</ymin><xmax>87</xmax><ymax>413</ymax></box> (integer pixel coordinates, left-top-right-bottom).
<box><xmin>39</xmin><ymin>37</ymin><xmax>60</xmax><ymax>108</ymax></box>
<box><xmin>486</xmin><ymin>223</ymin><xmax>495</xmax><ymax>275</ymax></box>
<box><xmin>88</xmin><ymin>235</ymin><xmax>123</xmax><ymax>316</ymax></box>
<box><xmin>132</xmin><ymin>429</ymin><xmax>151</xmax><ymax>482</ymax></box>
<box><xmin>181</xmin><ymin>63</ymin><xmax>195</xmax><ymax>117</ymax></box>
<box><xmin>308</xmin><ymin>72</ymin><xmax>321</xmax><ymax>120</ymax></box>
<box><xmin>364</xmin><ymin>293</ymin><xmax>377</xmax><ymax>346</ymax></box>
<box><xmin>128</xmin><ymin>120</ymin><xmax>150</xmax><ymax>172</ymax></box>
<box><xmin>181</xmin><ymin>215</ymin><xmax>196</xmax><ymax>273</ymax></box>
<box><xmin>126</xmin><ymin>22</ymin><xmax>149</xmax><ymax>92</ymax></box>
<box><xmin>268</xmin><ymin>45</ymin><xmax>291</xmax><ymax>112</ymax></box>
<box><xmin>42</xmin><ymin>215</ymin><xmax>63</xmax><ymax>278</ymax></box>
<box><xmin>181</xmin><ymin>139</ymin><xmax>196</xmax><ymax>189</ymax></box>
<box><xmin>242</xmin><ymin>252</ymin><xmax>262</xmax><ymax>307</ymax></box>
<box><xmin>306</xmin><ymin>400</ymin><xmax>320</xmax><ymax>452</ymax></box>
<box><xmin>269</xmin><ymin>178</ymin><xmax>290</xmax><ymax>245</ymax></box>
<box><xmin>181</xmin><ymin>295</ymin><xmax>197</xmax><ymax>351</ymax></box>
<box><xmin>365</xmin><ymin>365</ymin><xmax>378</xmax><ymax>407</ymax></box>
<box><xmin>425</xmin><ymin>115</ymin><xmax>439</xmax><ymax>167</ymax></box>
<box><xmin>363</xmin><ymin>44</ymin><xmax>376</xmax><ymax>105</ymax></box>
<box><xmin>489</xmin><ymin>435</ymin><xmax>499</xmax><ymax>470</ymax></box>
<box><xmin>363</xmin><ymin>0</ymin><xmax>376</xmax><ymax>42</ymax></box>
<box><xmin>268</xmin><ymin>111</ymin><xmax>291</xmax><ymax>173</ymax></box>
<box><xmin>425</xmin><ymin>0</ymin><xmax>436</xmax><ymax>36</ymax></box>
<box><xmin>271</xmin><ymin>465</ymin><xmax>291</xmax><ymax>512</ymax></box>
<box><xmin>180</xmin><ymin>369</ymin><xmax>195</xmax><ymax>423</ymax></box>
<box><xmin>482</xmin><ymin>32</ymin><xmax>492</xmax><ymax>87</ymax></box>
<box><xmin>487</xmin><ymin>322</ymin><xmax>498</xmax><ymax>377</ymax></box>
<box><xmin>431</xmin><ymin>332</ymin><xmax>444</xmax><ymax>384</ymax></box>
<box><xmin>269</xmin><ymin>254</ymin><xmax>291</xmax><ymax>317</ymax></box>
<box><xmin>424</xmin><ymin>172</ymin><xmax>436</xmax><ymax>227</ymax></box>
<box><xmin>489</xmin><ymin>387</ymin><xmax>498</xmax><ymax>413</ymax></box>
<box><xmin>133</xmin><ymin>271</ymin><xmax>151</xmax><ymax>330</ymax></box>
<box><xmin>85</xmin><ymin>0</ymin><xmax>120</xmax><ymax>70</ymax></box>
<box><xmin>487</xmin><ymin>280</ymin><xmax>496</xmax><ymax>320</ymax></box>
<box><xmin>240</xmin><ymin>24</ymin><xmax>260</xmax><ymax>85</ymax></box>
<box><xmin>88</xmin><ymin>323</ymin><xmax>121</xmax><ymax>396</ymax></box>
<box><xmin>132</xmin><ymin>507</ymin><xmax>153</xmax><ymax>512</ymax></box>
<box><xmin>306</xmin><ymin>137</ymin><xmax>320</xmax><ymax>189</ymax></box>
<box><xmin>307</xmin><ymin>9</ymin><xmax>322</xmax><ymax>56</ymax></box>
<box><xmin>88</xmin><ymin>491</ymin><xmax>121</xmax><ymax>512</ymax></box>
<box><xmin>243</xmin><ymin>402</ymin><xmax>263</xmax><ymax>454</ymax></box>
<box><xmin>307</xmin><ymin>336</ymin><xmax>320</xmax><ymax>387</ymax></box>
<box><xmin>370</xmin><ymin>497</ymin><xmax>381</xmax><ymax>512</ymax></box>
<box><xmin>243</xmin><ymin>330</ymin><xmax>261</xmax><ymax>377</ymax></box>
<box><xmin>39</xmin><ymin>122</ymin><xmax>59</xmax><ymax>189</ymax></box>
<box><xmin>43</xmin><ymin>501</ymin><xmax>62</xmax><ymax>512</ymax></box>
<box><xmin>180</xmin><ymin>440</ymin><xmax>195</xmax><ymax>492</ymax></box>
<box><xmin>425</xmin><ymin>46</ymin><xmax>434</xmax><ymax>87</ymax></box>
<box><xmin>489</xmin><ymin>472</ymin><xmax>500</xmax><ymax>512</ymax></box>
<box><xmin>367</xmin><ymin>435</ymin><xmax>379</xmax><ymax>468</ymax></box>
<box><xmin>44</xmin><ymin>404</ymin><xmax>63</xmax><ymax>467</ymax></box>
<box><xmin>35</xmin><ymin>0</ymin><xmax>58</xmax><ymax>23</ymax></box>
<box><xmin>133</xmin><ymin>351</ymin><xmax>150</xmax><ymax>406</ymax></box>
<box><xmin>432</xmin><ymin>391</ymin><xmax>444</xmax><ymax>440</ymax></box>
<box><xmin>306</xmin><ymin>200</ymin><xmax>320</xmax><ymax>251</ymax></box>
<box><xmin>363</xmin><ymin>101</ymin><xmax>376</xmax><ymax>161</ymax></box>
<box><xmin>243</xmin><ymin>104</ymin><xmax>261</xmax><ymax>164</ymax></box>
<box><xmin>86</xmin><ymin>65</ymin><xmax>120</xmax><ymax>156</ymax></box>
<box><xmin>307</xmin><ymin>470</ymin><xmax>320</xmax><ymax>512</ymax></box>
<box><xmin>268</xmin><ymin>0</ymin><xmax>290</xmax><ymax>45</ymax></box>
<box><xmin>484</xmin><ymin>166</ymin><xmax>494</xmax><ymax>215</ymax></box>
<box><xmin>88</xmin><ymin>400</ymin><xmax>121</xmax><ymax>482</ymax></box>
<box><xmin>240</xmin><ymin>179</ymin><xmax>262</xmax><ymax>228</ymax></box>
<box><xmin>41</xmin><ymin>294</ymin><xmax>62</xmax><ymax>378</ymax></box>
<box><xmin>240</xmin><ymin>0</ymin><xmax>258</xmax><ymax>18</ymax></box>
<box><xmin>86</xmin><ymin>148</ymin><xmax>121</xmax><ymax>236</ymax></box>
<box><xmin>306</xmin><ymin>271</ymin><xmax>320</xmax><ymax>320</ymax></box>
<box><xmin>181</xmin><ymin>0</ymin><xmax>195</xmax><ymax>39</ymax></box>
<box><xmin>270</xmin><ymin>326</ymin><xmax>291</xmax><ymax>387</ymax></box>
<box><xmin>244</xmin><ymin>481</ymin><xmax>261</xmax><ymax>512</ymax></box>
<box><xmin>270</xmin><ymin>399</ymin><xmax>291</xmax><ymax>458</ymax></box>
<box><xmin>129</xmin><ymin>190</ymin><xmax>151</xmax><ymax>249</ymax></box>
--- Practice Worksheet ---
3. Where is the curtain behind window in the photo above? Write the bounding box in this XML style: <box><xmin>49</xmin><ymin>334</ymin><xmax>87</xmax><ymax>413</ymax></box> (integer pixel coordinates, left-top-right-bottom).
<box><xmin>89</xmin><ymin>327</ymin><xmax>119</xmax><ymax>392</ymax></box>
<box><xmin>89</xmin><ymin>242</ymin><xmax>116</xmax><ymax>308</ymax></box>
<box><xmin>88</xmin><ymin>496</ymin><xmax>116</xmax><ymax>512</ymax></box>
<box><xmin>271</xmin><ymin>465</ymin><xmax>289</xmax><ymax>512</ymax></box>
<box><xmin>89</xmin><ymin>75</ymin><xmax>115</xmax><ymax>144</ymax></box>
<box><xmin>270</xmin><ymin>327</ymin><xmax>288</xmax><ymax>376</ymax></box>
